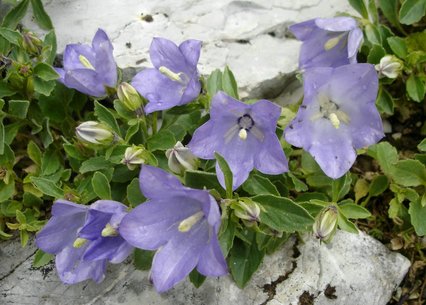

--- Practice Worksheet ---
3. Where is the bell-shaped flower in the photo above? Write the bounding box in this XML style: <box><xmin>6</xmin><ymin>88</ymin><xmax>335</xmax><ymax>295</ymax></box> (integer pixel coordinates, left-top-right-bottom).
<box><xmin>188</xmin><ymin>91</ymin><xmax>288</xmax><ymax>190</ymax></box>
<box><xmin>119</xmin><ymin>165</ymin><xmax>227</xmax><ymax>292</ymax></box>
<box><xmin>35</xmin><ymin>200</ymin><xmax>107</xmax><ymax>284</ymax></box>
<box><xmin>290</xmin><ymin>17</ymin><xmax>363</xmax><ymax>69</ymax></box>
<box><xmin>55</xmin><ymin>29</ymin><xmax>117</xmax><ymax>97</ymax></box>
<box><xmin>165</xmin><ymin>141</ymin><xmax>199</xmax><ymax>174</ymax></box>
<box><xmin>132</xmin><ymin>38</ymin><xmax>202</xmax><ymax>114</ymax></box>
<box><xmin>284</xmin><ymin>63</ymin><xmax>384</xmax><ymax>179</ymax></box>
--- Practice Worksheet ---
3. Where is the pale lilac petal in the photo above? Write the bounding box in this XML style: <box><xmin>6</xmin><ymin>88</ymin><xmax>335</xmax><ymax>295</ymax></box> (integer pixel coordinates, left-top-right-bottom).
<box><xmin>132</xmin><ymin>68</ymin><xmax>184</xmax><ymax>114</ymax></box>
<box><xmin>83</xmin><ymin>236</ymin><xmax>132</xmax><ymax>263</ymax></box>
<box><xmin>315</xmin><ymin>17</ymin><xmax>357</xmax><ymax>32</ymax></box>
<box><xmin>255</xmin><ymin>133</ymin><xmax>288</xmax><ymax>175</ymax></box>
<box><xmin>64</xmin><ymin>69</ymin><xmax>106</xmax><ymax>97</ymax></box>
<box><xmin>119</xmin><ymin>197</ymin><xmax>201</xmax><ymax>250</ymax></box>
<box><xmin>92</xmin><ymin>29</ymin><xmax>117</xmax><ymax>87</ymax></box>
<box><xmin>55</xmin><ymin>68</ymin><xmax>65</xmax><ymax>82</ymax></box>
<box><xmin>56</xmin><ymin>245</ymin><xmax>106</xmax><ymax>284</ymax></box>
<box><xmin>289</xmin><ymin>19</ymin><xmax>317</xmax><ymax>40</ymax></box>
<box><xmin>180</xmin><ymin>74</ymin><xmax>201</xmax><ymax>105</ymax></box>
<box><xmin>201</xmin><ymin>196</ymin><xmax>221</xmax><ymax>231</ymax></box>
<box><xmin>348</xmin><ymin>28</ymin><xmax>363</xmax><ymax>62</ymax></box>
<box><xmin>63</xmin><ymin>44</ymin><xmax>95</xmax><ymax>71</ymax></box>
<box><xmin>78</xmin><ymin>209</ymin><xmax>110</xmax><ymax>240</ymax></box>
<box><xmin>151</xmin><ymin>220</ymin><xmax>208</xmax><ymax>292</ymax></box>
<box><xmin>89</xmin><ymin>200</ymin><xmax>128</xmax><ymax>227</ymax></box>
<box><xmin>179</xmin><ymin>39</ymin><xmax>202</xmax><ymax>67</ymax></box>
<box><xmin>197</xmin><ymin>236</ymin><xmax>228</xmax><ymax>276</ymax></box>
<box><xmin>138</xmin><ymin>165</ymin><xmax>183</xmax><ymax>199</ymax></box>
<box><xmin>210</xmin><ymin>91</ymin><xmax>248</xmax><ymax>120</ymax></box>
<box><xmin>150</xmin><ymin>37</ymin><xmax>190</xmax><ymax>74</ymax></box>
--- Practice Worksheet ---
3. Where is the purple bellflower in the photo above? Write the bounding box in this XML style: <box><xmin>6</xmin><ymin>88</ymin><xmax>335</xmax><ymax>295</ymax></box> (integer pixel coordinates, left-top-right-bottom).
<box><xmin>119</xmin><ymin>165</ymin><xmax>227</xmax><ymax>292</ymax></box>
<box><xmin>36</xmin><ymin>200</ymin><xmax>132</xmax><ymax>284</ymax></box>
<box><xmin>284</xmin><ymin>63</ymin><xmax>384</xmax><ymax>179</ymax></box>
<box><xmin>55</xmin><ymin>29</ymin><xmax>117</xmax><ymax>97</ymax></box>
<box><xmin>290</xmin><ymin>17</ymin><xmax>363</xmax><ymax>69</ymax></box>
<box><xmin>188</xmin><ymin>91</ymin><xmax>288</xmax><ymax>190</ymax></box>
<box><xmin>132</xmin><ymin>37</ymin><xmax>202</xmax><ymax>114</ymax></box>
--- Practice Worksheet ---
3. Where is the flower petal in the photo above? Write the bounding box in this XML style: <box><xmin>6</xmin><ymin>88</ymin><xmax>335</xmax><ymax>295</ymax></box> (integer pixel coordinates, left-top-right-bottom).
<box><xmin>55</xmin><ymin>245</ymin><xmax>106</xmax><ymax>284</ymax></box>
<box><xmin>150</xmin><ymin>220</ymin><xmax>208</xmax><ymax>292</ymax></box>
<box><xmin>83</xmin><ymin>236</ymin><xmax>132</xmax><ymax>263</ymax></box>
<box><xmin>180</xmin><ymin>73</ymin><xmax>201</xmax><ymax>105</ymax></box>
<box><xmin>315</xmin><ymin>17</ymin><xmax>357</xmax><ymax>32</ymax></box>
<box><xmin>78</xmin><ymin>209</ymin><xmax>110</xmax><ymax>240</ymax></box>
<box><xmin>132</xmin><ymin>68</ymin><xmax>184</xmax><ymax>114</ymax></box>
<box><xmin>92</xmin><ymin>29</ymin><xmax>117</xmax><ymax>87</ymax></box>
<box><xmin>348</xmin><ymin>28</ymin><xmax>363</xmax><ymax>61</ymax></box>
<box><xmin>179</xmin><ymin>39</ymin><xmax>202</xmax><ymax>68</ymax></box>
<box><xmin>254</xmin><ymin>132</ymin><xmax>288</xmax><ymax>175</ymax></box>
<box><xmin>138</xmin><ymin>165</ymin><xmax>183</xmax><ymax>199</ymax></box>
<box><xmin>289</xmin><ymin>19</ymin><xmax>317</xmax><ymax>40</ymax></box>
<box><xmin>210</xmin><ymin>91</ymin><xmax>248</xmax><ymax>121</ymax></box>
<box><xmin>64</xmin><ymin>68</ymin><xmax>106</xmax><ymax>97</ymax></box>
<box><xmin>150</xmin><ymin>37</ymin><xmax>191</xmax><ymax>75</ymax></box>
<box><xmin>197</xmin><ymin>234</ymin><xmax>227</xmax><ymax>277</ymax></box>
<box><xmin>63</xmin><ymin>44</ymin><xmax>95</xmax><ymax>71</ymax></box>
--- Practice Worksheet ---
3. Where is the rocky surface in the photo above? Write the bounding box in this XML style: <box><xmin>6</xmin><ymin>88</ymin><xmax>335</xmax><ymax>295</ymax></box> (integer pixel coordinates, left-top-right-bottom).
<box><xmin>0</xmin><ymin>231</ymin><xmax>410</xmax><ymax>305</ymax></box>
<box><xmin>23</xmin><ymin>0</ymin><xmax>355</xmax><ymax>99</ymax></box>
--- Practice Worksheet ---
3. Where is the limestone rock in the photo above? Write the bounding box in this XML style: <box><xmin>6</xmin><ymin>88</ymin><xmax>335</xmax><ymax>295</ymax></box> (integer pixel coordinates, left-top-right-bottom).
<box><xmin>0</xmin><ymin>231</ymin><xmax>410</xmax><ymax>305</ymax></box>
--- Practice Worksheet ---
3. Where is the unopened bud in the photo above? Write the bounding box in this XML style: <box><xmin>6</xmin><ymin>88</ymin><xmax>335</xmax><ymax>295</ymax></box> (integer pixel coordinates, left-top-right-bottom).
<box><xmin>313</xmin><ymin>205</ymin><xmax>338</xmax><ymax>243</ymax></box>
<box><xmin>121</xmin><ymin>145</ymin><xmax>146</xmax><ymax>170</ymax></box>
<box><xmin>22</xmin><ymin>31</ymin><xmax>42</xmax><ymax>55</ymax></box>
<box><xmin>375</xmin><ymin>55</ymin><xmax>403</xmax><ymax>79</ymax></box>
<box><xmin>233</xmin><ymin>198</ymin><xmax>261</xmax><ymax>225</ymax></box>
<box><xmin>165</xmin><ymin>142</ymin><xmax>199</xmax><ymax>175</ymax></box>
<box><xmin>76</xmin><ymin>121</ymin><xmax>115</xmax><ymax>145</ymax></box>
<box><xmin>117</xmin><ymin>82</ymin><xmax>144</xmax><ymax>113</ymax></box>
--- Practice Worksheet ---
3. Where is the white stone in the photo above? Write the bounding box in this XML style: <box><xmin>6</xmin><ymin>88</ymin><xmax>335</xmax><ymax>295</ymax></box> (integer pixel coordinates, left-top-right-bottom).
<box><xmin>24</xmin><ymin>0</ymin><xmax>355</xmax><ymax>97</ymax></box>
<box><xmin>0</xmin><ymin>231</ymin><xmax>410</xmax><ymax>305</ymax></box>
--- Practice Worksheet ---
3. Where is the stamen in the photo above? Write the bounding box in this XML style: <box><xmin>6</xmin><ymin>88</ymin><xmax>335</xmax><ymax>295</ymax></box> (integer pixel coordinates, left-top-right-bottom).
<box><xmin>178</xmin><ymin>211</ymin><xmax>204</xmax><ymax>232</ymax></box>
<box><xmin>224</xmin><ymin>124</ymin><xmax>240</xmax><ymax>144</ymax></box>
<box><xmin>329</xmin><ymin>113</ymin><xmax>340</xmax><ymax>129</ymax></box>
<box><xmin>238</xmin><ymin>129</ymin><xmax>248</xmax><ymax>140</ymax></box>
<box><xmin>101</xmin><ymin>223</ymin><xmax>118</xmax><ymax>237</ymax></box>
<box><xmin>159</xmin><ymin>66</ymin><xmax>184</xmax><ymax>83</ymax></box>
<box><xmin>79</xmin><ymin>55</ymin><xmax>95</xmax><ymax>70</ymax></box>
<box><xmin>73</xmin><ymin>237</ymin><xmax>88</xmax><ymax>248</ymax></box>
<box><xmin>324</xmin><ymin>33</ymin><xmax>345</xmax><ymax>51</ymax></box>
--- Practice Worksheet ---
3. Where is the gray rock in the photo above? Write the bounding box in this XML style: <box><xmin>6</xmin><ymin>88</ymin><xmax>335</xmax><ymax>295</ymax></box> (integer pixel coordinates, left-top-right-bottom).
<box><xmin>0</xmin><ymin>231</ymin><xmax>410</xmax><ymax>305</ymax></box>
<box><xmin>24</xmin><ymin>0</ymin><xmax>354</xmax><ymax>98</ymax></box>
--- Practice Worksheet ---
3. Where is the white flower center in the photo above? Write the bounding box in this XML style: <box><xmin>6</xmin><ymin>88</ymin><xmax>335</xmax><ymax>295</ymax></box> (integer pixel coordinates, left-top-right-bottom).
<box><xmin>310</xmin><ymin>94</ymin><xmax>350</xmax><ymax>129</ymax></box>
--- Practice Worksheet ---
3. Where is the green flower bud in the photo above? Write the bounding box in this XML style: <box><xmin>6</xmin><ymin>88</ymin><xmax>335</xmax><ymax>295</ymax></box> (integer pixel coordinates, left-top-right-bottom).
<box><xmin>375</xmin><ymin>55</ymin><xmax>403</xmax><ymax>79</ymax></box>
<box><xmin>76</xmin><ymin>121</ymin><xmax>115</xmax><ymax>145</ymax></box>
<box><xmin>232</xmin><ymin>198</ymin><xmax>261</xmax><ymax>225</ymax></box>
<box><xmin>313</xmin><ymin>205</ymin><xmax>338</xmax><ymax>243</ymax></box>
<box><xmin>165</xmin><ymin>141</ymin><xmax>199</xmax><ymax>175</ymax></box>
<box><xmin>22</xmin><ymin>31</ymin><xmax>43</xmax><ymax>55</ymax></box>
<box><xmin>117</xmin><ymin>82</ymin><xmax>144</xmax><ymax>113</ymax></box>
<box><xmin>121</xmin><ymin>145</ymin><xmax>146</xmax><ymax>170</ymax></box>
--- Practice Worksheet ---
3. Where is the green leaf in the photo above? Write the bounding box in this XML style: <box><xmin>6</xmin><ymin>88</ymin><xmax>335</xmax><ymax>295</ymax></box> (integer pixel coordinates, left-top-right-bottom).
<box><xmin>80</xmin><ymin>157</ymin><xmax>112</xmax><ymax>174</ymax></box>
<box><xmin>33</xmin><ymin>77</ymin><xmax>56</xmax><ymax>96</ymax></box>
<box><xmin>368</xmin><ymin>175</ymin><xmax>389</xmax><ymax>196</ymax></box>
<box><xmin>94</xmin><ymin>101</ymin><xmax>121</xmax><ymax>136</ymax></box>
<box><xmin>337</xmin><ymin>213</ymin><xmax>359</xmax><ymax>233</ymax></box>
<box><xmin>254</xmin><ymin>195</ymin><xmax>314</xmax><ymax>232</ymax></box>
<box><xmin>376</xmin><ymin>87</ymin><xmax>394</xmax><ymax>115</ymax></box>
<box><xmin>379</xmin><ymin>0</ymin><xmax>401</xmax><ymax>30</ymax></box>
<box><xmin>367</xmin><ymin>44</ymin><xmax>386</xmax><ymax>64</ymax></box>
<box><xmin>34</xmin><ymin>62</ymin><xmax>59</xmax><ymax>81</ymax></box>
<box><xmin>222</xmin><ymin>66</ymin><xmax>239</xmax><ymax>99</ymax></box>
<box><xmin>0</xmin><ymin>118</ymin><xmax>4</xmax><ymax>155</ymax></box>
<box><xmin>368</xmin><ymin>0</ymin><xmax>379</xmax><ymax>23</ymax></box>
<box><xmin>339</xmin><ymin>203</ymin><xmax>371</xmax><ymax>219</ymax></box>
<box><xmin>206</xmin><ymin>69</ymin><xmax>223</xmax><ymax>98</ymax></box>
<box><xmin>8</xmin><ymin>100</ymin><xmax>29</xmax><ymax>119</ymax></box>
<box><xmin>367</xmin><ymin>142</ymin><xmax>398</xmax><ymax>175</ymax></box>
<box><xmin>390</xmin><ymin>160</ymin><xmax>426</xmax><ymax>186</ymax></box>
<box><xmin>387</xmin><ymin>37</ymin><xmax>408</xmax><ymax>59</ymax></box>
<box><xmin>0</xmin><ymin>180</ymin><xmax>15</xmax><ymax>202</ymax></box>
<box><xmin>215</xmin><ymin>152</ymin><xmax>233</xmax><ymax>198</ymax></box>
<box><xmin>2</xmin><ymin>0</ymin><xmax>30</xmax><ymax>29</ymax></box>
<box><xmin>349</xmin><ymin>0</ymin><xmax>369</xmax><ymax>18</ymax></box>
<box><xmin>242</xmin><ymin>174</ymin><xmax>279</xmax><ymax>196</ymax></box>
<box><xmin>331</xmin><ymin>173</ymin><xmax>352</xmax><ymax>202</ymax></box>
<box><xmin>418</xmin><ymin>138</ymin><xmax>426</xmax><ymax>152</ymax></box>
<box><xmin>91</xmin><ymin>172</ymin><xmax>112</xmax><ymax>199</ymax></box>
<box><xmin>364</xmin><ymin>24</ymin><xmax>382</xmax><ymax>45</ymax></box>
<box><xmin>406</xmin><ymin>74</ymin><xmax>425</xmax><ymax>102</ymax></box>
<box><xmin>30</xmin><ymin>0</ymin><xmax>53</xmax><ymax>30</ymax></box>
<box><xmin>147</xmin><ymin>129</ymin><xmax>175</xmax><ymax>151</ymax></box>
<box><xmin>30</xmin><ymin>176</ymin><xmax>63</xmax><ymax>198</ymax></box>
<box><xmin>229</xmin><ymin>231</ymin><xmax>265</xmax><ymax>288</ymax></box>
<box><xmin>38</xmin><ymin>83</ymin><xmax>74</xmax><ymax>122</ymax></box>
<box><xmin>33</xmin><ymin>249</ymin><xmax>54</xmax><ymax>268</ymax></box>
<box><xmin>399</xmin><ymin>0</ymin><xmax>426</xmax><ymax>25</ymax></box>
<box><xmin>409</xmin><ymin>199</ymin><xmax>426</xmax><ymax>235</ymax></box>
<box><xmin>41</xmin><ymin>147</ymin><xmax>61</xmax><ymax>175</ymax></box>
<box><xmin>219</xmin><ymin>217</ymin><xmax>235</xmax><ymax>257</ymax></box>
<box><xmin>126</xmin><ymin>178</ymin><xmax>146</xmax><ymax>206</ymax></box>
<box><xmin>189</xmin><ymin>269</ymin><xmax>206</xmax><ymax>288</ymax></box>
<box><xmin>43</xmin><ymin>30</ymin><xmax>57</xmax><ymax>65</ymax></box>
<box><xmin>20</xmin><ymin>230</ymin><xmax>29</xmax><ymax>247</ymax></box>
<box><xmin>133</xmin><ymin>248</ymin><xmax>154</xmax><ymax>270</ymax></box>
<box><xmin>0</xmin><ymin>81</ymin><xmax>17</xmax><ymax>98</ymax></box>
<box><xmin>184</xmin><ymin>170</ymin><xmax>225</xmax><ymax>196</ymax></box>
<box><xmin>0</xmin><ymin>27</ymin><xmax>22</xmax><ymax>45</ymax></box>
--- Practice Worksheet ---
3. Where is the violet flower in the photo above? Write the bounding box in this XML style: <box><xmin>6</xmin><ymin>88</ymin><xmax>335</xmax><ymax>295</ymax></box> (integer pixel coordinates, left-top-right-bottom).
<box><xmin>36</xmin><ymin>200</ymin><xmax>133</xmax><ymax>284</ymax></box>
<box><xmin>119</xmin><ymin>165</ymin><xmax>227</xmax><ymax>292</ymax></box>
<box><xmin>55</xmin><ymin>29</ymin><xmax>117</xmax><ymax>97</ymax></box>
<box><xmin>284</xmin><ymin>63</ymin><xmax>384</xmax><ymax>179</ymax></box>
<box><xmin>132</xmin><ymin>38</ymin><xmax>201</xmax><ymax>114</ymax></box>
<box><xmin>290</xmin><ymin>17</ymin><xmax>363</xmax><ymax>69</ymax></box>
<box><xmin>188</xmin><ymin>91</ymin><xmax>288</xmax><ymax>190</ymax></box>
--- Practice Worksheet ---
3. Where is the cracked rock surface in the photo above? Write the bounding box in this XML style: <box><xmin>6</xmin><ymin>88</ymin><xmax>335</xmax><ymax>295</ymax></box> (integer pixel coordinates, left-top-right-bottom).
<box><xmin>0</xmin><ymin>231</ymin><xmax>410</xmax><ymax>305</ymax></box>
<box><xmin>24</xmin><ymin>0</ymin><xmax>354</xmax><ymax>98</ymax></box>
